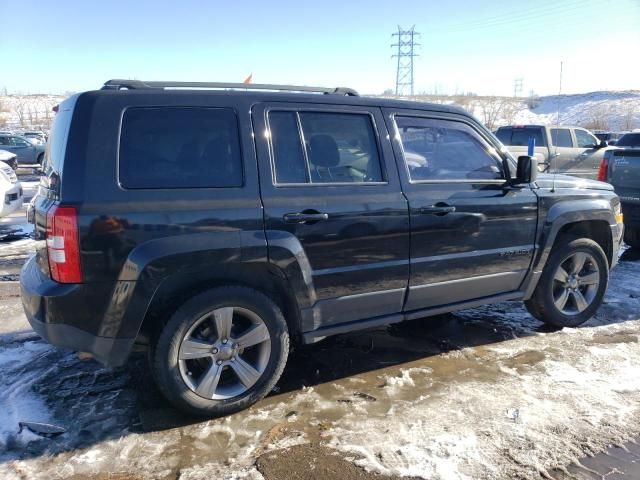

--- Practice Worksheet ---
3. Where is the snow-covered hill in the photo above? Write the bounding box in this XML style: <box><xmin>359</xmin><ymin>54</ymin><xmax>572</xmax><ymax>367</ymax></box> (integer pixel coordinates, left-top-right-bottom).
<box><xmin>390</xmin><ymin>90</ymin><xmax>640</xmax><ymax>132</ymax></box>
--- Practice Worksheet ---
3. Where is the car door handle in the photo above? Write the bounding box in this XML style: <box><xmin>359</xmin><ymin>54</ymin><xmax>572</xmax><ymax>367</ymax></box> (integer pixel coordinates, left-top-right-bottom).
<box><xmin>418</xmin><ymin>205</ymin><xmax>456</xmax><ymax>215</ymax></box>
<box><xmin>283</xmin><ymin>212</ymin><xmax>329</xmax><ymax>224</ymax></box>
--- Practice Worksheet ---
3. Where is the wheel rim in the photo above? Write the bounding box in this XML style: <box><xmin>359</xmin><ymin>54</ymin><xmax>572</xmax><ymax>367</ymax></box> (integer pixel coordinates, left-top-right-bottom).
<box><xmin>178</xmin><ymin>306</ymin><xmax>271</xmax><ymax>400</ymax></box>
<box><xmin>552</xmin><ymin>251</ymin><xmax>600</xmax><ymax>316</ymax></box>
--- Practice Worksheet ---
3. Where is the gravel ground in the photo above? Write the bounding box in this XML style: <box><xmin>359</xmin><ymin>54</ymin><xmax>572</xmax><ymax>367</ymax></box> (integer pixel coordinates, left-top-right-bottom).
<box><xmin>1</xmin><ymin>200</ymin><xmax>639</xmax><ymax>479</ymax></box>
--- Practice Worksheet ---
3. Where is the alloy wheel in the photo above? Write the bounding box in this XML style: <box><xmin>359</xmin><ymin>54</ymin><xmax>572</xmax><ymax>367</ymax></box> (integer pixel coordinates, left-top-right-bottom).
<box><xmin>552</xmin><ymin>251</ymin><xmax>600</xmax><ymax>315</ymax></box>
<box><xmin>178</xmin><ymin>306</ymin><xmax>271</xmax><ymax>400</ymax></box>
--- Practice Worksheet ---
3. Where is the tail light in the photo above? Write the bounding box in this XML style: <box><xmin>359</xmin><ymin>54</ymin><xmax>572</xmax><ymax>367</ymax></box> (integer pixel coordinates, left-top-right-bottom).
<box><xmin>597</xmin><ymin>155</ymin><xmax>610</xmax><ymax>182</ymax></box>
<box><xmin>46</xmin><ymin>205</ymin><xmax>82</xmax><ymax>283</ymax></box>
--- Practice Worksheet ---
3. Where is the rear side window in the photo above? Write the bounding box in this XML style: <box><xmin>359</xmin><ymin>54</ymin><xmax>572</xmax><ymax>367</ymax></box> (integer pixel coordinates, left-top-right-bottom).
<box><xmin>495</xmin><ymin>127</ymin><xmax>546</xmax><ymax>147</ymax></box>
<box><xmin>268</xmin><ymin>111</ymin><xmax>384</xmax><ymax>184</ymax></box>
<box><xmin>550</xmin><ymin>128</ymin><xmax>573</xmax><ymax>148</ymax></box>
<box><xmin>119</xmin><ymin>107</ymin><xmax>242</xmax><ymax>189</ymax></box>
<box><xmin>617</xmin><ymin>133</ymin><xmax>640</xmax><ymax>147</ymax></box>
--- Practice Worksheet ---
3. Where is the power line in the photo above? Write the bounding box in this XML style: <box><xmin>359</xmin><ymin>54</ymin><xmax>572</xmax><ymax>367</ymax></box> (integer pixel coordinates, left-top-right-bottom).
<box><xmin>391</xmin><ymin>26</ymin><xmax>420</xmax><ymax>96</ymax></box>
<box><xmin>425</xmin><ymin>0</ymin><xmax>606</xmax><ymax>33</ymax></box>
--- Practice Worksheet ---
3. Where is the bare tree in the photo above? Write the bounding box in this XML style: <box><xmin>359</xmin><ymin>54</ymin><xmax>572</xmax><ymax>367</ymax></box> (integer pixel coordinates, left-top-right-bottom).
<box><xmin>14</xmin><ymin>98</ymin><xmax>28</xmax><ymax>127</ymax></box>
<box><xmin>476</xmin><ymin>97</ymin><xmax>519</xmax><ymax>130</ymax></box>
<box><xmin>621</xmin><ymin>101</ymin><xmax>637</xmax><ymax>131</ymax></box>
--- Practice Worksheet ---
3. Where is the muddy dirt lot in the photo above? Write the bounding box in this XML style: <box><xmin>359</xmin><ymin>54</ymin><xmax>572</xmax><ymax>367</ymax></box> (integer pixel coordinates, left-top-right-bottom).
<box><xmin>1</xmin><ymin>198</ymin><xmax>639</xmax><ymax>479</ymax></box>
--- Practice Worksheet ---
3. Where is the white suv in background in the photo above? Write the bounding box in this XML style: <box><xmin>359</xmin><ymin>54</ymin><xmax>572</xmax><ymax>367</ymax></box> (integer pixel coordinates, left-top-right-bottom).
<box><xmin>0</xmin><ymin>162</ymin><xmax>23</xmax><ymax>218</ymax></box>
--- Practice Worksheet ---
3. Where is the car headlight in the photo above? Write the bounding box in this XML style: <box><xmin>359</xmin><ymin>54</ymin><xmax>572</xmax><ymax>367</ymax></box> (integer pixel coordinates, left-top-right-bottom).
<box><xmin>613</xmin><ymin>202</ymin><xmax>623</xmax><ymax>224</ymax></box>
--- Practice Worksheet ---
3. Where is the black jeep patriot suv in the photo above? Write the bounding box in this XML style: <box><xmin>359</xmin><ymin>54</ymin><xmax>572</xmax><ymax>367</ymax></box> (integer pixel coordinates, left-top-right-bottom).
<box><xmin>21</xmin><ymin>80</ymin><xmax>624</xmax><ymax>416</ymax></box>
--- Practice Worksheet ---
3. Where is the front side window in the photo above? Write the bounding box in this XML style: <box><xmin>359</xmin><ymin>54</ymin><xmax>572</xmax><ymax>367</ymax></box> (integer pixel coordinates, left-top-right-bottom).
<box><xmin>550</xmin><ymin>128</ymin><xmax>573</xmax><ymax>148</ymax></box>
<box><xmin>12</xmin><ymin>137</ymin><xmax>30</xmax><ymax>147</ymax></box>
<box><xmin>119</xmin><ymin>107</ymin><xmax>243</xmax><ymax>189</ymax></box>
<box><xmin>268</xmin><ymin>111</ymin><xmax>384</xmax><ymax>184</ymax></box>
<box><xmin>575</xmin><ymin>129</ymin><xmax>598</xmax><ymax>148</ymax></box>
<box><xmin>395</xmin><ymin>116</ymin><xmax>504</xmax><ymax>182</ymax></box>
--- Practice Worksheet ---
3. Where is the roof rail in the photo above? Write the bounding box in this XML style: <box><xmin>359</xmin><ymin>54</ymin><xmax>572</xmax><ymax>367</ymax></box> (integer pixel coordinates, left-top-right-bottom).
<box><xmin>101</xmin><ymin>79</ymin><xmax>359</xmax><ymax>96</ymax></box>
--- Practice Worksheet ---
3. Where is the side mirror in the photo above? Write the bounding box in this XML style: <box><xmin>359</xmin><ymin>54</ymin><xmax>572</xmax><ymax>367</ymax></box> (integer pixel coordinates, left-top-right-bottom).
<box><xmin>598</xmin><ymin>140</ymin><xmax>608</xmax><ymax>148</ymax></box>
<box><xmin>514</xmin><ymin>155</ymin><xmax>538</xmax><ymax>184</ymax></box>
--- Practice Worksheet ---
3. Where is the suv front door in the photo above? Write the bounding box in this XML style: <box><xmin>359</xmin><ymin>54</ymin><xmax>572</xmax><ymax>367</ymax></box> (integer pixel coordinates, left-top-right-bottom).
<box><xmin>253</xmin><ymin>103</ymin><xmax>410</xmax><ymax>334</ymax></box>
<box><xmin>573</xmin><ymin>128</ymin><xmax>606</xmax><ymax>178</ymax></box>
<box><xmin>384</xmin><ymin>110</ymin><xmax>538</xmax><ymax>312</ymax></box>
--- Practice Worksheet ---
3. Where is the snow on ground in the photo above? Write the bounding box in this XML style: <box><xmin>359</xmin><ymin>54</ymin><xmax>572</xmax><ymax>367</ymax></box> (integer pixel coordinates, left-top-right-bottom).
<box><xmin>513</xmin><ymin>90</ymin><xmax>640</xmax><ymax>131</ymax></box>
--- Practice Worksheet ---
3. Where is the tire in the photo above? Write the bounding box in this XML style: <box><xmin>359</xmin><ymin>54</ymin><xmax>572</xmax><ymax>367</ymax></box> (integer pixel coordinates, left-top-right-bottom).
<box><xmin>37</xmin><ymin>153</ymin><xmax>44</xmax><ymax>165</ymax></box>
<box><xmin>9</xmin><ymin>159</ymin><xmax>18</xmax><ymax>171</ymax></box>
<box><xmin>525</xmin><ymin>237</ymin><xmax>609</xmax><ymax>328</ymax></box>
<box><xmin>624</xmin><ymin>227</ymin><xmax>640</xmax><ymax>249</ymax></box>
<box><xmin>151</xmin><ymin>286</ymin><xmax>289</xmax><ymax>417</ymax></box>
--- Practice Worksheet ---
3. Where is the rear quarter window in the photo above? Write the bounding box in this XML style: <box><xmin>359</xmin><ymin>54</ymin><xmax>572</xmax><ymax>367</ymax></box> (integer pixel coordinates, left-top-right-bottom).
<box><xmin>119</xmin><ymin>107</ymin><xmax>243</xmax><ymax>189</ymax></box>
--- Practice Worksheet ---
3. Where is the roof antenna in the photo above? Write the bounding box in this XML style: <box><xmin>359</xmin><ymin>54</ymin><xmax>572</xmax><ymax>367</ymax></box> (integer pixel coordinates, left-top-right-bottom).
<box><xmin>551</xmin><ymin>60</ymin><xmax>563</xmax><ymax>193</ymax></box>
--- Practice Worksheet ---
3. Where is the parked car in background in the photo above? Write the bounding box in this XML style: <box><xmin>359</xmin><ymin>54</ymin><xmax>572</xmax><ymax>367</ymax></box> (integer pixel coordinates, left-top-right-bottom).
<box><xmin>0</xmin><ymin>149</ymin><xmax>19</xmax><ymax>170</ymax></box>
<box><xmin>21</xmin><ymin>131</ymin><xmax>47</xmax><ymax>144</ymax></box>
<box><xmin>495</xmin><ymin>125</ymin><xmax>611</xmax><ymax>179</ymax></box>
<box><xmin>0</xmin><ymin>161</ymin><xmax>23</xmax><ymax>218</ymax></box>
<box><xmin>21</xmin><ymin>79</ymin><xmax>623</xmax><ymax>417</ymax></box>
<box><xmin>0</xmin><ymin>134</ymin><xmax>45</xmax><ymax>164</ymax></box>
<box><xmin>598</xmin><ymin>132</ymin><xmax>640</xmax><ymax>248</ymax></box>
<box><xmin>594</xmin><ymin>131</ymin><xmax>627</xmax><ymax>146</ymax></box>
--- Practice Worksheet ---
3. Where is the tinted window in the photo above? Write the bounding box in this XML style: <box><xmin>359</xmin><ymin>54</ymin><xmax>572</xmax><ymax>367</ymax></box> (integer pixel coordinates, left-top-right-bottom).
<box><xmin>119</xmin><ymin>107</ymin><xmax>242</xmax><ymax>189</ymax></box>
<box><xmin>0</xmin><ymin>136</ymin><xmax>8</xmax><ymax>146</ymax></box>
<box><xmin>269</xmin><ymin>111</ymin><xmax>383</xmax><ymax>184</ymax></box>
<box><xmin>396</xmin><ymin>117</ymin><xmax>504</xmax><ymax>181</ymax></box>
<box><xmin>496</xmin><ymin>127</ymin><xmax>545</xmax><ymax>147</ymax></box>
<box><xmin>575</xmin><ymin>129</ymin><xmax>598</xmax><ymax>148</ymax></box>
<box><xmin>550</xmin><ymin>128</ymin><xmax>573</xmax><ymax>148</ymax></box>
<box><xmin>269</xmin><ymin>111</ymin><xmax>307</xmax><ymax>183</ymax></box>
<box><xmin>616</xmin><ymin>133</ymin><xmax>640</xmax><ymax>147</ymax></box>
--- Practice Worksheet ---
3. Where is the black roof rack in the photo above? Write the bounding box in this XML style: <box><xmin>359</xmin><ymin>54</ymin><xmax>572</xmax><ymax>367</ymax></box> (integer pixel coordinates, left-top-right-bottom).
<box><xmin>101</xmin><ymin>79</ymin><xmax>359</xmax><ymax>96</ymax></box>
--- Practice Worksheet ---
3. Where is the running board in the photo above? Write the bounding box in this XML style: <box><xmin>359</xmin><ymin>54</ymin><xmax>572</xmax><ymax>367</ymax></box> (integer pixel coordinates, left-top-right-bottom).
<box><xmin>301</xmin><ymin>291</ymin><xmax>524</xmax><ymax>344</ymax></box>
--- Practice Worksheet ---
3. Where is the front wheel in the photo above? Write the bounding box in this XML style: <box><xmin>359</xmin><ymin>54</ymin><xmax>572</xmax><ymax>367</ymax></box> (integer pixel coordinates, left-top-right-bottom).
<box><xmin>151</xmin><ymin>286</ymin><xmax>289</xmax><ymax>417</ymax></box>
<box><xmin>525</xmin><ymin>237</ymin><xmax>609</xmax><ymax>328</ymax></box>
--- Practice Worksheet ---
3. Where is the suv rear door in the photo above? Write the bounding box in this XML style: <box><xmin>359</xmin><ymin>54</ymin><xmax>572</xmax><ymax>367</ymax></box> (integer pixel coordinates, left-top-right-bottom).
<box><xmin>573</xmin><ymin>128</ymin><xmax>606</xmax><ymax>178</ymax></box>
<box><xmin>252</xmin><ymin>103</ymin><xmax>410</xmax><ymax>333</ymax></box>
<box><xmin>384</xmin><ymin>109</ymin><xmax>538</xmax><ymax>312</ymax></box>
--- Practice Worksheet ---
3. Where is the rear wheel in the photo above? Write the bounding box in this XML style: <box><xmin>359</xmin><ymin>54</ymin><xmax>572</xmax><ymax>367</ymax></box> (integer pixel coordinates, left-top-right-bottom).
<box><xmin>625</xmin><ymin>228</ymin><xmax>640</xmax><ymax>249</ymax></box>
<box><xmin>9</xmin><ymin>159</ymin><xmax>18</xmax><ymax>170</ymax></box>
<box><xmin>151</xmin><ymin>286</ymin><xmax>289</xmax><ymax>416</ymax></box>
<box><xmin>525</xmin><ymin>237</ymin><xmax>608</xmax><ymax>328</ymax></box>
<box><xmin>37</xmin><ymin>153</ymin><xmax>44</xmax><ymax>165</ymax></box>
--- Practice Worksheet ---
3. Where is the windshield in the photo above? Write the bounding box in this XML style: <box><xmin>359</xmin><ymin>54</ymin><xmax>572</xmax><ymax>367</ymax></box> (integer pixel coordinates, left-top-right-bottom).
<box><xmin>616</xmin><ymin>133</ymin><xmax>640</xmax><ymax>147</ymax></box>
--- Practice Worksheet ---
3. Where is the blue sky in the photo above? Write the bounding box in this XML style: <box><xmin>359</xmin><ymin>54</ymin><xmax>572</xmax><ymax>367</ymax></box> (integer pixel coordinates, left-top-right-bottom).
<box><xmin>1</xmin><ymin>0</ymin><xmax>638</xmax><ymax>96</ymax></box>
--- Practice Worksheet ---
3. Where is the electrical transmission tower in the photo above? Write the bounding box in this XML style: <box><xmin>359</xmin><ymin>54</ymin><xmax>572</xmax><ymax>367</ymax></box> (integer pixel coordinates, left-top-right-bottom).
<box><xmin>513</xmin><ymin>78</ymin><xmax>523</xmax><ymax>97</ymax></box>
<box><xmin>391</xmin><ymin>26</ymin><xmax>420</xmax><ymax>96</ymax></box>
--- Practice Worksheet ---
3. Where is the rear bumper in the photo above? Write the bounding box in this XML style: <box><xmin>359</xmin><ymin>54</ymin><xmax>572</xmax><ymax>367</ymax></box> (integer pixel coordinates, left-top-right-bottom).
<box><xmin>20</xmin><ymin>255</ymin><xmax>134</xmax><ymax>367</ymax></box>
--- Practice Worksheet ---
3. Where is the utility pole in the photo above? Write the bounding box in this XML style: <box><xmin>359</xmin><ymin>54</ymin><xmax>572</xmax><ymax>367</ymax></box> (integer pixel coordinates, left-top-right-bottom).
<box><xmin>391</xmin><ymin>26</ymin><xmax>420</xmax><ymax>96</ymax></box>
<box><xmin>513</xmin><ymin>78</ymin><xmax>523</xmax><ymax>97</ymax></box>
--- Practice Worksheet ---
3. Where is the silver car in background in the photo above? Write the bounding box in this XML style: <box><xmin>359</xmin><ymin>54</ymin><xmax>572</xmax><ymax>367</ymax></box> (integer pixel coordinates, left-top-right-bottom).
<box><xmin>0</xmin><ymin>134</ymin><xmax>46</xmax><ymax>165</ymax></box>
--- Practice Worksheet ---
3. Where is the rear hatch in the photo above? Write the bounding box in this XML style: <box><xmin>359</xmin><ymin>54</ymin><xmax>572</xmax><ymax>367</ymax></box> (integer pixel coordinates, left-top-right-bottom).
<box><xmin>609</xmin><ymin>150</ymin><xmax>640</xmax><ymax>203</ymax></box>
<box><xmin>31</xmin><ymin>95</ymin><xmax>79</xmax><ymax>279</ymax></box>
